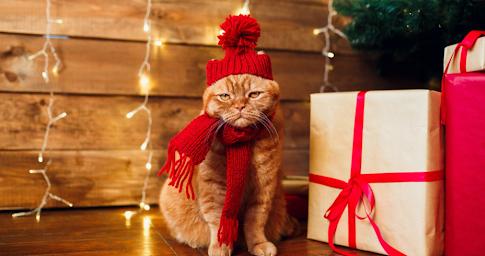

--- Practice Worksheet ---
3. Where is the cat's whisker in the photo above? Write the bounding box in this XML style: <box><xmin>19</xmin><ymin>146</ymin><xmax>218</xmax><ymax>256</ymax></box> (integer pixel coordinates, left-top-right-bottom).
<box><xmin>250</xmin><ymin>120</ymin><xmax>258</xmax><ymax>128</ymax></box>
<box><xmin>244</xmin><ymin>113</ymin><xmax>261</xmax><ymax>128</ymax></box>
<box><xmin>249</xmin><ymin>111</ymin><xmax>273</xmax><ymax>138</ymax></box>
<box><xmin>215</xmin><ymin>119</ymin><xmax>227</xmax><ymax>137</ymax></box>
<box><xmin>253</xmin><ymin>111</ymin><xmax>275</xmax><ymax>140</ymax></box>
<box><xmin>262</xmin><ymin>120</ymin><xmax>279</xmax><ymax>144</ymax></box>
<box><xmin>205</xmin><ymin>119</ymin><xmax>224</xmax><ymax>146</ymax></box>
<box><xmin>258</xmin><ymin>111</ymin><xmax>279</xmax><ymax>137</ymax></box>
<box><xmin>204</xmin><ymin>121</ymin><xmax>218</xmax><ymax>146</ymax></box>
<box><xmin>265</xmin><ymin>119</ymin><xmax>280</xmax><ymax>144</ymax></box>
<box><xmin>257</xmin><ymin>118</ymin><xmax>275</xmax><ymax>142</ymax></box>
<box><xmin>224</xmin><ymin>113</ymin><xmax>241</xmax><ymax>125</ymax></box>
<box><xmin>262</xmin><ymin>114</ymin><xmax>278</xmax><ymax>135</ymax></box>
<box><xmin>256</xmin><ymin>110</ymin><xmax>279</xmax><ymax>144</ymax></box>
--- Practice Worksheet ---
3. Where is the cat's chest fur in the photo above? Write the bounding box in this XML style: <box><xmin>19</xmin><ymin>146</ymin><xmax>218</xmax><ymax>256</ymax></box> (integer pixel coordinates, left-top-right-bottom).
<box><xmin>200</xmin><ymin>134</ymin><xmax>282</xmax><ymax>210</ymax></box>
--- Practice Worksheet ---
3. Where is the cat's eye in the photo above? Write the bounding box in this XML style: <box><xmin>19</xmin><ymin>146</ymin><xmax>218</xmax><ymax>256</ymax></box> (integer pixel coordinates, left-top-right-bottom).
<box><xmin>219</xmin><ymin>94</ymin><xmax>231</xmax><ymax>101</ymax></box>
<box><xmin>249</xmin><ymin>92</ymin><xmax>261</xmax><ymax>98</ymax></box>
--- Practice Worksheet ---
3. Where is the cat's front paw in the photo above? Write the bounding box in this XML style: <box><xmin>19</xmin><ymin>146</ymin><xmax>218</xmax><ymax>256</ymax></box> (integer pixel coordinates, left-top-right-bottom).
<box><xmin>208</xmin><ymin>243</ymin><xmax>232</xmax><ymax>256</ymax></box>
<box><xmin>249</xmin><ymin>241</ymin><xmax>277</xmax><ymax>256</ymax></box>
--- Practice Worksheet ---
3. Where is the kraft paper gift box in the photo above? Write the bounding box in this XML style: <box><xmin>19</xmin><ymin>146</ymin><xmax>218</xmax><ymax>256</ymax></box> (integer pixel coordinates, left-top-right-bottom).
<box><xmin>444</xmin><ymin>31</ymin><xmax>485</xmax><ymax>74</ymax></box>
<box><xmin>308</xmin><ymin>90</ymin><xmax>444</xmax><ymax>256</ymax></box>
<box><xmin>442</xmin><ymin>31</ymin><xmax>485</xmax><ymax>256</ymax></box>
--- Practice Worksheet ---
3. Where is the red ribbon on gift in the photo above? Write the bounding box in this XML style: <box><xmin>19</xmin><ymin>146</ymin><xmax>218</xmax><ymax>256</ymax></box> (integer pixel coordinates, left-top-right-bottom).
<box><xmin>441</xmin><ymin>30</ymin><xmax>485</xmax><ymax>124</ymax></box>
<box><xmin>310</xmin><ymin>91</ymin><xmax>444</xmax><ymax>256</ymax></box>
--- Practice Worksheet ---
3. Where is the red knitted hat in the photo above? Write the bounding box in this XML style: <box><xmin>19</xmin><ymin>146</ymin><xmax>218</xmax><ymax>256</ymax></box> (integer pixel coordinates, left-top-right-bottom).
<box><xmin>206</xmin><ymin>15</ymin><xmax>273</xmax><ymax>86</ymax></box>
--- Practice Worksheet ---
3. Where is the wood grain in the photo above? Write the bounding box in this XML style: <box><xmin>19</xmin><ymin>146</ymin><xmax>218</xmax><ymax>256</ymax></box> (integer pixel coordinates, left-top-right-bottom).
<box><xmin>0</xmin><ymin>150</ymin><xmax>166</xmax><ymax>210</ymax></box>
<box><xmin>0</xmin><ymin>0</ymin><xmax>428</xmax><ymax>212</ymax></box>
<box><xmin>0</xmin><ymin>92</ymin><xmax>309</xmax><ymax>150</ymax></box>
<box><xmin>282</xmin><ymin>149</ymin><xmax>309</xmax><ymax>177</ymax></box>
<box><xmin>0</xmin><ymin>0</ymin><xmax>353</xmax><ymax>53</ymax></box>
<box><xmin>0</xmin><ymin>33</ymin><xmax>426</xmax><ymax>100</ymax></box>
<box><xmin>0</xmin><ymin>207</ymin><xmax>383</xmax><ymax>256</ymax></box>
<box><xmin>0</xmin><ymin>91</ymin><xmax>309</xmax><ymax>209</ymax></box>
<box><xmin>0</xmin><ymin>148</ymin><xmax>308</xmax><ymax>210</ymax></box>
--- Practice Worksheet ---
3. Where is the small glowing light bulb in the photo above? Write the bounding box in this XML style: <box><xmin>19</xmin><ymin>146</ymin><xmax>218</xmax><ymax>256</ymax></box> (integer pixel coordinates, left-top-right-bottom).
<box><xmin>125</xmin><ymin>211</ymin><xmax>133</xmax><ymax>219</ymax></box>
<box><xmin>240</xmin><ymin>6</ymin><xmax>249</xmax><ymax>15</ymax></box>
<box><xmin>60</xmin><ymin>112</ymin><xmax>67</xmax><ymax>118</ymax></box>
<box><xmin>140</xmin><ymin>202</ymin><xmax>145</xmax><ymax>208</ymax></box>
<box><xmin>55</xmin><ymin>19</ymin><xmax>63</xmax><ymax>24</ymax></box>
<box><xmin>36</xmin><ymin>215</ymin><xmax>40</xmax><ymax>221</ymax></box>
<box><xmin>53</xmin><ymin>67</ymin><xmax>58</xmax><ymax>73</ymax></box>
<box><xmin>219</xmin><ymin>30</ymin><xmax>225</xmax><ymax>35</ymax></box>
<box><xmin>143</xmin><ymin>23</ymin><xmax>149</xmax><ymax>32</ymax></box>
<box><xmin>141</xmin><ymin>142</ymin><xmax>148</xmax><ymax>150</ymax></box>
<box><xmin>126</xmin><ymin>112</ymin><xmax>135</xmax><ymax>119</ymax></box>
<box><xmin>29</xmin><ymin>170</ymin><xmax>35</xmax><ymax>173</ymax></box>
<box><xmin>144</xmin><ymin>204</ymin><xmax>150</xmax><ymax>210</ymax></box>
<box><xmin>155</xmin><ymin>41</ymin><xmax>162</xmax><ymax>46</ymax></box>
<box><xmin>68</xmin><ymin>203</ymin><xmax>73</xmax><ymax>207</ymax></box>
<box><xmin>140</xmin><ymin>76</ymin><xmax>149</xmax><ymax>86</ymax></box>
<box><xmin>42</xmin><ymin>72</ymin><xmax>48</xmax><ymax>79</ymax></box>
<box><xmin>146</xmin><ymin>163</ymin><xmax>152</xmax><ymax>170</ymax></box>
<box><xmin>327</xmin><ymin>52</ymin><xmax>335</xmax><ymax>58</ymax></box>
<box><xmin>38</xmin><ymin>156</ymin><xmax>43</xmax><ymax>163</ymax></box>
<box><xmin>28</xmin><ymin>55</ymin><xmax>35</xmax><ymax>60</ymax></box>
<box><xmin>313</xmin><ymin>29</ymin><xmax>320</xmax><ymax>35</ymax></box>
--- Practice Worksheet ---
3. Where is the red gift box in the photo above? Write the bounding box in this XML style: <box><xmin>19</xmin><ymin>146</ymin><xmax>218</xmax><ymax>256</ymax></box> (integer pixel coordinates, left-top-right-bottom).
<box><xmin>442</xmin><ymin>31</ymin><xmax>485</xmax><ymax>255</ymax></box>
<box><xmin>443</xmin><ymin>73</ymin><xmax>485</xmax><ymax>255</ymax></box>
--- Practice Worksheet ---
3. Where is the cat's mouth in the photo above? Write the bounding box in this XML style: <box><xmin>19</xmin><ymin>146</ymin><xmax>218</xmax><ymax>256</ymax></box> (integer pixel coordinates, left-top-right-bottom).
<box><xmin>230</xmin><ymin>115</ymin><xmax>253</xmax><ymax>128</ymax></box>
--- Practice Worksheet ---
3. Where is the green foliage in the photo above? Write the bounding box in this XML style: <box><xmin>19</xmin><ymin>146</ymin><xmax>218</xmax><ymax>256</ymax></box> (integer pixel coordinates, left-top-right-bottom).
<box><xmin>333</xmin><ymin>0</ymin><xmax>485</xmax><ymax>82</ymax></box>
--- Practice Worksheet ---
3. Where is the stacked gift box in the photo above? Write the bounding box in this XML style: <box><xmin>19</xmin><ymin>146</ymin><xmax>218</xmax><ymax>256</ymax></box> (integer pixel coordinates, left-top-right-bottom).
<box><xmin>442</xmin><ymin>30</ymin><xmax>485</xmax><ymax>256</ymax></box>
<box><xmin>306</xmin><ymin>31</ymin><xmax>485</xmax><ymax>256</ymax></box>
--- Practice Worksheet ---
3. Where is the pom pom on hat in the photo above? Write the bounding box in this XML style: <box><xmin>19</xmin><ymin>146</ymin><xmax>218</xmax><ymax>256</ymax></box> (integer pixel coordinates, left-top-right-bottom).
<box><xmin>206</xmin><ymin>14</ymin><xmax>273</xmax><ymax>86</ymax></box>
<box><xmin>218</xmin><ymin>15</ymin><xmax>261</xmax><ymax>51</ymax></box>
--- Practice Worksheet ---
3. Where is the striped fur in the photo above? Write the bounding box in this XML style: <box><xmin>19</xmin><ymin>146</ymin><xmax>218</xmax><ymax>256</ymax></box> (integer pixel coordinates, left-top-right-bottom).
<box><xmin>160</xmin><ymin>74</ymin><xmax>299</xmax><ymax>256</ymax></box>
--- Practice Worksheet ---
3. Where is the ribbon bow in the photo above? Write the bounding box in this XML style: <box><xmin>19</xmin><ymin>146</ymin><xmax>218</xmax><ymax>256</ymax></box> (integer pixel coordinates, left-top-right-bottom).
<box><xmin>310</xmin><ymin>91</ymin><xmax>444</xmax><ymax>256</ymax></box>
<box><xmin>324</xmin><ymin>175</ymin><xmax>374</xmax><ymax>223</ymax></box>
<box><xmin>441</xmin><ymin>30</ymin><xmax>485</xmax><ymax>124</ymax></box>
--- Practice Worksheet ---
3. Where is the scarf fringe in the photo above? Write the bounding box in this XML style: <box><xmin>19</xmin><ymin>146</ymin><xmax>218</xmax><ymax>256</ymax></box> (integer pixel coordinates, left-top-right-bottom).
<box><xmin>158</xmin><ymin>145</ymin><xmax>195</xmax><ymax>200</ymax></box>
<box><xmin>217</xmin><ymin>215</ymin><xmax>239</xmax><ymax>249</ymax></box>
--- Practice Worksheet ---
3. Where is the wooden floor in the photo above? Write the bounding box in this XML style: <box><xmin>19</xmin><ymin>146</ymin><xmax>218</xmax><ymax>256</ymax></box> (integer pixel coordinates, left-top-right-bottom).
<box><xmin>0</xmin><ymin>207</ymin><xmax>380</xmax><ymax>256</ymax></box>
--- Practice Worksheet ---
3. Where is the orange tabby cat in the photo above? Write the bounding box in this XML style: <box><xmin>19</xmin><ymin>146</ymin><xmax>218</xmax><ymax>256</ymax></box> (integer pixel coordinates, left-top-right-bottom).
<box><xmin>159</xmin><ymin>74</ymin><xmax>299</xmax><ymax>256</ymax></box>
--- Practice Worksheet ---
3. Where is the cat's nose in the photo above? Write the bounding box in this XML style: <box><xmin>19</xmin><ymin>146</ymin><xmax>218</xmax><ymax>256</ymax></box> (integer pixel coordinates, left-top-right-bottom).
<box><xmin>235</xmin><ymin>104</ymin><xmax>245</xmax><ymax>112</ymax></box>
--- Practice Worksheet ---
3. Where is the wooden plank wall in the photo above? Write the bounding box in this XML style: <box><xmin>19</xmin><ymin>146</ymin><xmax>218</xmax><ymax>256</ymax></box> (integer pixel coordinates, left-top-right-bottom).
<box><xmin>0</xmin><ymin>0</ymin><xmax>425</xmax><ymax>210</ymax></box>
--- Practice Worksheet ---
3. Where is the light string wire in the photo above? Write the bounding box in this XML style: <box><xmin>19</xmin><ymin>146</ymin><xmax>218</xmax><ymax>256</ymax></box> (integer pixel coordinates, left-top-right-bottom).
<box><xmin>314</xmin><ymin>0</ymin><xmax>347</xmax><ymax>92</ymax></box>
<box><xmin>28</xmin><ymin>0</ymin><xmax>62</xmax><ymax>82</ymax></box>
<box><xmin>127</xmin><ymin>0</ymin><xmax>250</xmax><ymax>219</ymax></box>
<box><xmin>219</xmin><ymin>0</ymin><xmax>250</xmax><ymax>35</ymax></box>
<box><xmin>240</xmin><ymin>0</ymin><xmax>250</xmax><ymax>15</ymax></box>
<box><xmin>126</xmin><ymin>0</ymin><xmax>153</xmax><ymax>212</ymax></box>
<box><xmin>12</xmin><ymin>158</ymin><xmax>72</xmax><ymax>220</ymax></box>
<box><xmin>13</xmin><ymin>0</ymin><xmax>71</xmax><ymax>220</ymax></box>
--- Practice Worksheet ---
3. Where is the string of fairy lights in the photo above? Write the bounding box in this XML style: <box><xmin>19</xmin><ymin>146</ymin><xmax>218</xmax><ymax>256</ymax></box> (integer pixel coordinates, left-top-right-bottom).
<box><xmin>126</xmin><ymin>0</ymin><xmax>154</xmax><ymax>213</ymax></box>
<box><xmin>12</xmin><ymin>0</ymin><xmax>72</xmax><ymax>220</ymax></box>
<box><xmin>14</xmin><ymin>0</ymin><xmax>159</xmax><ymax>220</ymax></box>
<box><xmin>125</xmin><ymin>0</ymin><xmax>251</xmax><ymax>219</ymax></box>
<box><xmin>313</xmin><ymin>0</ymin><xmax>346</xmax><ymax>92</ymax></box>
<box><xmin>11</xmin><ymin>0</ymin><xmax>341</xmax><ymax>219</ymax></box>
<box><xmin>240</xmin><ymin>0</ymin><xmax>250</xmax><ymax>15</ymax></box>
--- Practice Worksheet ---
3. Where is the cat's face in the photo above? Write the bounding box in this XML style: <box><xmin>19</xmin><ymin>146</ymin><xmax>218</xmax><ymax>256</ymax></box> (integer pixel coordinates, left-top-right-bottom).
<box><xmin>203</xmin><ymin>74</ymin><xmax>280</xmax><ymax>128</ymax></box>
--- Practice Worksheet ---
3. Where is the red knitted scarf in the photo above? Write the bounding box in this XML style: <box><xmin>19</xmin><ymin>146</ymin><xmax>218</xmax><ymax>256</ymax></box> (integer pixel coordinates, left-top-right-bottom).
<box><xmin>158</xmin><ymin>113</ymin><xmax>271</xmax><ymax>248</ymax></box>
